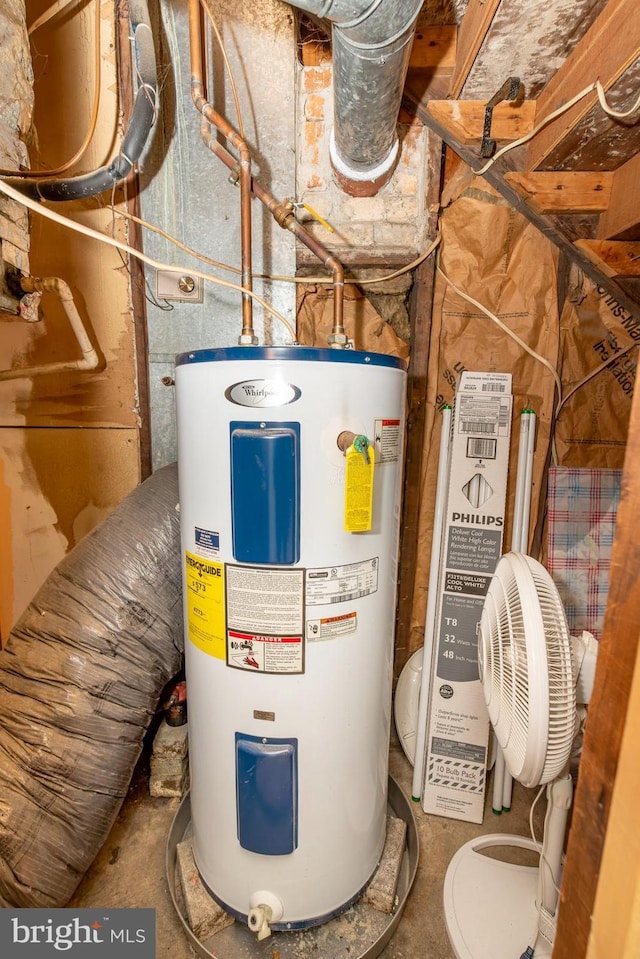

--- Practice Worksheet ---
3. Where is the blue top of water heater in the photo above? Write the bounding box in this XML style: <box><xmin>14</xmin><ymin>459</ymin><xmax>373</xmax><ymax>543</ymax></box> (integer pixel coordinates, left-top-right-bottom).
<box><xmin>175</xmin><ymin>346</ymin><xmax>406</xmax><ymax>370</ymax></box>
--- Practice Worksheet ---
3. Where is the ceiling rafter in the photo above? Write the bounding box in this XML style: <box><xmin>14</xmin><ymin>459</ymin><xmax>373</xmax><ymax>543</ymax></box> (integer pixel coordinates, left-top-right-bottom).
<box><xmin>404</xmin><ymin>0</ymin><xmax>640</xmax><ymax>310</ymax></box>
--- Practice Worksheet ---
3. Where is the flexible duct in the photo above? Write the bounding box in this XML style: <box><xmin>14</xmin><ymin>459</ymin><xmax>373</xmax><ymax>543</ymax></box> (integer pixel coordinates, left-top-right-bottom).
<box><xmin>3</xmin><ymin>0</ymin><xmax>157</xmax><ymax>201</ymax></box>
<box><xmin>290</xmin><ymin>0</ymin><xmax>423</xmax><ymax>195</ymax></box>
<box><xmin>0</xmin><ymin>464</ymin><xmax>183</xmax><ymax>907</ymax></box>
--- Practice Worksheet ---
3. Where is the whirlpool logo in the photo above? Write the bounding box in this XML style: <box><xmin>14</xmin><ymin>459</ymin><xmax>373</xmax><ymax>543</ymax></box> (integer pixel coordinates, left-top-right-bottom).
<box><xmin>1</xmin><ymin>909</ymin><xmax>155</xmax><ymax>957</ymax></box>
<box><xmin>225</xmin><ymin>378</ymin><xmax>301</xmax><ymax>407</ymax></box>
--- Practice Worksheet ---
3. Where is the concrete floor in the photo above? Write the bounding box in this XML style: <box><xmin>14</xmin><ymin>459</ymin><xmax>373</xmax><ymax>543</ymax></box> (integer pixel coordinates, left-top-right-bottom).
<box><xmin>70</xmin><ymin>729</ymin><xmax>545</xmax><ymax>959</ymax></box>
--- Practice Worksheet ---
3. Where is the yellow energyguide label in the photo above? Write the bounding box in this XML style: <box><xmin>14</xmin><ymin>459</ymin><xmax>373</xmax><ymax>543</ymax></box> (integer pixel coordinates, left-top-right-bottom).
<box><xmin>185</xmin><ymin>551</ymin><xmax>226</xmax><ymax>659</ymax></box>
<box><xmin>344</xmin><ymin>444</ymin><xmax>375</xmax><ymax>532</ymax></box>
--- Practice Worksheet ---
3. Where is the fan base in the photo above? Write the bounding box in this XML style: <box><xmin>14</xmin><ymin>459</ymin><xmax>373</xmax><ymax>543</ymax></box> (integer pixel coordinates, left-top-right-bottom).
<box><xmin>443</xmin><ymin>833</ymin><xmax>552</xmax><ymax>959</ymax></box>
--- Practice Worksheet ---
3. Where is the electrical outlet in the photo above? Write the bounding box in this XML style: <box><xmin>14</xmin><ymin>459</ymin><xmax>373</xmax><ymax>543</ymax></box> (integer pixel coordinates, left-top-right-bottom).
<box><xmin>156</xmin><ymin>270</ymin><xmax>204</xmax><ymax>303</ymax></box>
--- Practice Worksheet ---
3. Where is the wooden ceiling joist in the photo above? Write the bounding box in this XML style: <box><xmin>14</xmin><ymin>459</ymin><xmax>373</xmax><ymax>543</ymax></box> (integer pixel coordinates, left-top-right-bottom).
<box><xmin>575</xmin><ymin>239</ymin><xmax>640</xmax><ymax>277</ymax></box>
<box><xmin>597</xmin><ymin>151</ymin><xmax>640</xmax><ymax>240</ymax></box>
<box><xmin>525</xmin><ymin>0</ymin><xmax>640</xmax><ymax>171</ymax></box>
<box><xmin>408</xmin><ymin>25</ymin><xmax>457</xmax><ymax>76</ymax></box>
<box><xmin>404</xmin><ymin>88</ymin><xmax>640</xmax><ymax>320</ymax></box>
<box><xmin>504</xmin><ymin>172</ymin><xmax>613</xmax><ymax>215</ymax></box>
<box><xmin>424</xmin><ymin>99</ymin><xmax>535</xmax><ymax>147</ymax></box>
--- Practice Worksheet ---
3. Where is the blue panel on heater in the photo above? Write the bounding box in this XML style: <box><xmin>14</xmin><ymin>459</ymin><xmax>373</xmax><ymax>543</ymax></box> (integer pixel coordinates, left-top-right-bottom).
<box><xmin>235</xmin><ymin>733</ymin><xmax>298</xmax><ymax>856</ymax></box>
<box><xmin>230</xmin><ymin>422</ymin><xmax>300</xmax><ymax>565</ymax></box>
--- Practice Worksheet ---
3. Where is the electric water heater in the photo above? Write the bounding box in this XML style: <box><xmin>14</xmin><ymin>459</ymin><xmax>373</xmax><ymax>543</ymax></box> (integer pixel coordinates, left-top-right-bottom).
<box><xmin>175</xmin><ymin>345</ymin><xmax>406</xmax><ymax>932</ymax></box>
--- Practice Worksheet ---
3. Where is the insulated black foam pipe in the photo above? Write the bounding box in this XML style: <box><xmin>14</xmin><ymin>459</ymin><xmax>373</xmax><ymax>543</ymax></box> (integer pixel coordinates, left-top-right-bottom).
<box><xmin>3</xmin><ymin>0</ymin><xmax>157</xmax><ymax>201</ymax></box>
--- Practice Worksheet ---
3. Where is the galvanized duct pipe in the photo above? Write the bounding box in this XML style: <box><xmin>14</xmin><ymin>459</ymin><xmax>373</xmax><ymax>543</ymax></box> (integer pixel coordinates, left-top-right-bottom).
<box><xmin>290</xmin><ymin>0</ymin><xmax>423</xmax><ymax>195</ymax></box>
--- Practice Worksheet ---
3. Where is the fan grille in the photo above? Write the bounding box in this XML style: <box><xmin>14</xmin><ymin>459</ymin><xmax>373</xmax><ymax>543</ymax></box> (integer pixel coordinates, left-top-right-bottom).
<box><xmin>478</xmin><ymin>553</ymin><xmax>576</xmax><ymax>787</ymax></box>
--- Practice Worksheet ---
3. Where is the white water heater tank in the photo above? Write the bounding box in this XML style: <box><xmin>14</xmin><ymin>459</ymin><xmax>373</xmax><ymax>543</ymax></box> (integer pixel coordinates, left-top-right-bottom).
<box><xmin>175</xmin><ymin>346</ymin><xmax>406</xmax><ymax>930</ymax></box>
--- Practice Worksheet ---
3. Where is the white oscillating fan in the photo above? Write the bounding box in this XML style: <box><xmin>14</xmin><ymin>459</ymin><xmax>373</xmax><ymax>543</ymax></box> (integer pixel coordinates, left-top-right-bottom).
<box><xmin>444</xmin><ymin>551</ymin><xmax>597</xmax><ymax>959</ymax></box>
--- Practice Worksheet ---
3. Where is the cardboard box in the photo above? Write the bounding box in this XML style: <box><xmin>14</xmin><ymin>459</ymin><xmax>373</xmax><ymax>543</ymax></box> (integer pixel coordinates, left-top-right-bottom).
<box><xmin>422</xmin><ymin>372</ymin><xmax>513</xmax><ymax>823</ymax></box>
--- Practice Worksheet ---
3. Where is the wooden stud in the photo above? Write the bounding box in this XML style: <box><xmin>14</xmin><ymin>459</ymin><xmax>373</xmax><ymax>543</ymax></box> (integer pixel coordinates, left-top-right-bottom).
<box><xmin>504</xmin><ymin>172</ymin><xmax>613</xmax><ymax>215</ymax></box>
<box><xmin>394</xmin><ymin>134</ymin><xmax>444</xmax><ymax>679</ymax></box>
<box><xmin>554</xmin><ymin>384</ymin><xmax>640</xmax><ymax>959</ymax></box>
<box><xmin>585</xmin><ymin>639</ymin><xmax>640</xmax><ymax>959</ymax></box>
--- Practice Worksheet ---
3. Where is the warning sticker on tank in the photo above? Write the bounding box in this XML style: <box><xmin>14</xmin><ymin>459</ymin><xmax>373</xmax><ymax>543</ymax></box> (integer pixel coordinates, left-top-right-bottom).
<box><xmin>185</xmin><ymin>551</ymin><xmax>226</xmax><ymax>659</ymax></box>
<box><xmin>305</xmin><ymin>558</ymin><xmax>379</xmax><ymax>606</ymax></box>
<box><xmin>374</xmin><ymin>418</ymin><xmax>401</xmax><ymax>463</ymax></box>
<box><xmin>227</xmin><ymin>630</ymin><xmax>303</xmax><ymax>673</ymax></box>
<box><xmin>306</xmin><ymin>611</ymin><xmax>357</xmax><ymax>641</ymax></box>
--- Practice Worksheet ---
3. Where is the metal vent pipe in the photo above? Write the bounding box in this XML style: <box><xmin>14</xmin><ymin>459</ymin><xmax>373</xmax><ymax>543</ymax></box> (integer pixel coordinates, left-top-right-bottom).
<box><xmin>289</xmin><ymin>0</ymin><xmax>423</xmax><ymax>195</ymax></box>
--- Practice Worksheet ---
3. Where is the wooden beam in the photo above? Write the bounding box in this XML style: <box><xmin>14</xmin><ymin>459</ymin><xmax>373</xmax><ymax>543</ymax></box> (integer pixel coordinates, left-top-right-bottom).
<box><xmin>575</xmin><ymin>240</ymin><xmax>640</xmax><ymax>278</ymax></box>
<box><xmin>409</xmin><ymin>25</ymin><xmax>457</xmax><ymax>74</ymax></box>
<box><xmin>449</xmin><ymin>0</ymin><xmax>502</xmax><ymax>98</ymax></box>
<box><xmin>117</xmin><ymin>4</ymin><xmax>151</xmax><ymax>480</ymax></box>
<box><xmin>401</xmin><ymin>84</ymin><xmax>640</xmax><ymax>320</ymax></box>
<box><xmin>585</xmin><ymin>638</ymin><xmax>640</xmax><ymax>959</ymax></box>
<box><xmin>526</xmin><ymin>0</ymin><xmax>640</xmax><ymax>171</ymax></box>
<box><xmin>426</xmin><ymin>99</ymin><xmax>535</xmax><ymax>146</ymax></box>
<box><xmin>394</xmin><ymin>134</ymin><xmax>444</xmax><ymax>679</ymax></box>
<box><xmin>504</xmin><ymin>172</ymin><xmax>613</xmax><ymax>215</ymax></box>
<box><xmin>597</xmin><ymin>151</ymin><xmax>640</xmax><ymax>240</ymax></box>
<box><xmin>554</xmin><ymin>382</ymin><xmax>640</xmax><ymax>959</ymax></box>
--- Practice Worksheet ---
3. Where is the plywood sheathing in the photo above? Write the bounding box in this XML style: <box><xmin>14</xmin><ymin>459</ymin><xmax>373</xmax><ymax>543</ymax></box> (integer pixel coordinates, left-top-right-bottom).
<box><xmin>0</xmin><ymin>427</ymin><xmax>139</xmax><ymax>644</ymax></box>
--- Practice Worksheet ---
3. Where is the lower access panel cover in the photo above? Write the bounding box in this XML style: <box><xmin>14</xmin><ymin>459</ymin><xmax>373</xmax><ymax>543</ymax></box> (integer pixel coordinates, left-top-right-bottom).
<box><xmin>235</xmin><ymin>733</ymin><xmax>298</xmax><ymax>856</ymax></box>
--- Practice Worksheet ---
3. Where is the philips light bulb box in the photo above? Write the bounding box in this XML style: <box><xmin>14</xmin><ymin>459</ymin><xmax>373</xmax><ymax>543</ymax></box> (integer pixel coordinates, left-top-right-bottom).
<box><xmin>422</xmin><ymin>371</ymin><xmax>513</xmax><ymax>823</ymax></box>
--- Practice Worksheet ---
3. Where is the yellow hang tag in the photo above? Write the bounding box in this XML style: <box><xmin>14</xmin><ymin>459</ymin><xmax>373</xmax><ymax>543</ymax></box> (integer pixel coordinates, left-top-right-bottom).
<box><xmin>344</xmin><ymin>443</ymin><xmax>375</xmax><ymax>532</ymax></box>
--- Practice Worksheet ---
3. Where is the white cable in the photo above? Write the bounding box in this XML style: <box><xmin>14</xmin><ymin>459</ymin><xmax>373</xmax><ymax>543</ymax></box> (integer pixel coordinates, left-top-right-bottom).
<box><xmin>556</xmin><ymin>341</ymin><xmax>638</xmax><ymax>418</ymax></box>
<box><xmin>0</xmin><ymin>178</ymin><xmax>297</xmax><ymax>343</ymax></box>
<box><xmin>596</xmin><ymin>79</ymin><xmax>640</xmax><ymax>120</ymax></box>
<box><xmin>112</xmin><ymin>208</ymin><xmax>442</xmax><ymax>289</ymax></box>
<box><xmin>436</xmin><ymin>262</ymin><xmax>563</xmax><ymax>410</ymax></box>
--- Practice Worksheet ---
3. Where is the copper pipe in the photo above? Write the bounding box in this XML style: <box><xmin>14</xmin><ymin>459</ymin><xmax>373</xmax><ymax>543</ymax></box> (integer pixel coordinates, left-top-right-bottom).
<box><xmin>188</xmin><ymin>0</ymin><xmax>255</xmax><ymax>342</ymax></box>
<box><xmin>200</xmin><ymin>125</ymin><xmax>346</xmax><ymax>347</ymax></box>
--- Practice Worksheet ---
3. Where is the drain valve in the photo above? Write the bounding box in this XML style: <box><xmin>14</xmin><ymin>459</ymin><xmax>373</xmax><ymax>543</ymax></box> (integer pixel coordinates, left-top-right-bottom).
<box><xmin>248</xmin><ymin>891</ymin><xmax>284</xmax><ymax>940</ymax></box>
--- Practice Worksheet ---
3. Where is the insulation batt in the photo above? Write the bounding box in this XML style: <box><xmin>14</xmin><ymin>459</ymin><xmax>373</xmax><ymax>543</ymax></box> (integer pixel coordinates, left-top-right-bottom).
<box><xmin>0</xmin><ymin>463</ymin><xmax>183</xmax><ymax>907</ymax></box>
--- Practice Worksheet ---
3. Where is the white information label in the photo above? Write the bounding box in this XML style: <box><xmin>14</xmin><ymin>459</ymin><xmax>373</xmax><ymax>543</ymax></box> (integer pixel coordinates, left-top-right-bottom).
<box><xmin>226</xmin><ymin>565</ymin><xmax>304</xmax><ymax>634</ymax></box>
<box><xmin>305</xmin><ymin>558</ymin><xmax>379</xmax><ymax>607</ymax></box>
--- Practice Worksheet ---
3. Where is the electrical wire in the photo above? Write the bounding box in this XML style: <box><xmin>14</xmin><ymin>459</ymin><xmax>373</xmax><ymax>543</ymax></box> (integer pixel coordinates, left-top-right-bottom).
<box><xmin>113</xmin><ymin>208</ymin><xmax>242</xmax><ymax>276</ymax></box>
<box><xmin>555</xmin><ymin>340</ymin><xmax>638</xmax><ymax>419</ymax></box>
<box><xmin>529</xmin><ymin>783</ymin><xmax>546</xmax><ymax>851</ymax></box>
<box><xmin>112</xmin><ymin>205</ymin><xmax>442</xmax><ymax>289</ymax></box>
<box><xmin>201</xmin><ymin>1</ymin><xmax>245</xmax><ymax>138</ymax></box>
<box><xmin>436</xmin><ymin>259</ymin><xmax>563</xmax><ymax>409</ymax></box>
<box><xmin>0</xmin><ymin>0</ymin><xmax>101</xmax><ymax>179</ymax></box>
<box><xmin>0</xmin><ymin>177</ymin><xmax>297</xmax><ymax>343</ymax></box>
<box><xmin>476</xmin><ymin>79</ymin><xmax>640</xmax><ymax>177</ymax></box>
